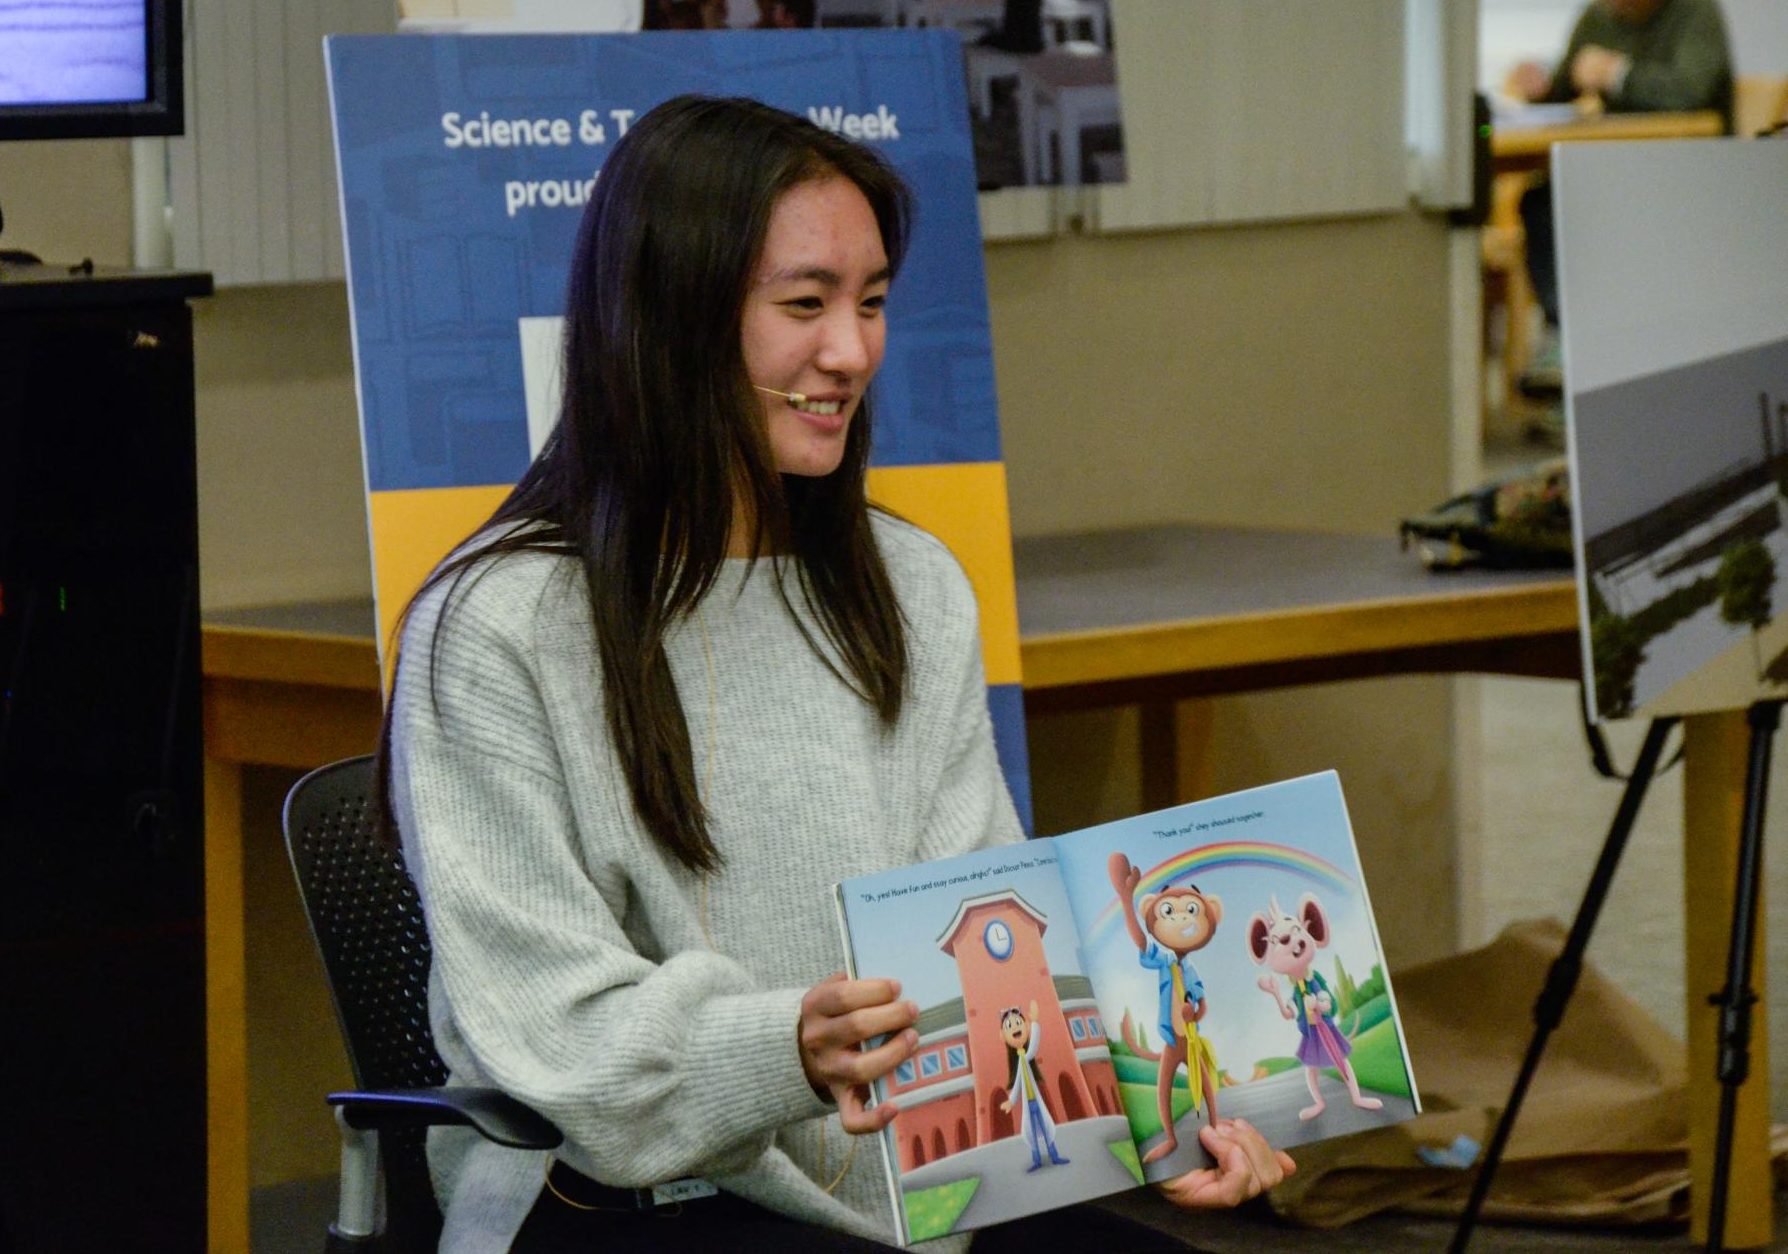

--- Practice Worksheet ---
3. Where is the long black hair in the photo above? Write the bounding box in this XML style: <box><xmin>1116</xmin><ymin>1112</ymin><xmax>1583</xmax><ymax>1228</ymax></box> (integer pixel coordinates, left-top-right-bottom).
<box><xmin>380</xmin><ymin>95</ymin><xmax>915</xmax><ymax>872</ymax></box>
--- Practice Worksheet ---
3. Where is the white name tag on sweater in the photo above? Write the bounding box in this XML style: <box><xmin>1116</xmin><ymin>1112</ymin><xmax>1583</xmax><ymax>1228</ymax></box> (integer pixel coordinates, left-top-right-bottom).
<box><xmin>652</xmin><ymin>1178</ymin><xmax>718</xmax><ymax>1206</ymax></box>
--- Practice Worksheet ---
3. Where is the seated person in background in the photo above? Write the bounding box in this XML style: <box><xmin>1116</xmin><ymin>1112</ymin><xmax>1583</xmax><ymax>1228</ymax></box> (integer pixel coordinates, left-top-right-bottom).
<box><xmin>387</xmin><ymin>95</ymin><xmax>1292</xmax><ymax>1253</ymax></box>
<box><xmin>1508</xmin><ymin>0</ymin><xmax>1733</xmax><ymax>126</ymax></box>
<box><xmin>1506</xmin><ymin>0</ymin><xmax>1733</xmax><ymax>400</ymax></box>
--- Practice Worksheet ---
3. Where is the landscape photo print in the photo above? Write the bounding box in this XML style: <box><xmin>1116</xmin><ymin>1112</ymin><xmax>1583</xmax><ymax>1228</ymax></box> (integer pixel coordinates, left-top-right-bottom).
<box><xmin>1559</xmin><ymin>139</ymin><xmax>1788</xmax><ymax>722</ymax></box>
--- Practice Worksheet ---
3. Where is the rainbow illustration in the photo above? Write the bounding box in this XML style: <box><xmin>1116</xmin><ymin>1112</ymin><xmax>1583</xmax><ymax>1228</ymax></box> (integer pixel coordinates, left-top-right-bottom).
<box><xmin>1085</xmin><ymin>840</ymin><xmax>1355</xmax><ymax>949</ymax></box>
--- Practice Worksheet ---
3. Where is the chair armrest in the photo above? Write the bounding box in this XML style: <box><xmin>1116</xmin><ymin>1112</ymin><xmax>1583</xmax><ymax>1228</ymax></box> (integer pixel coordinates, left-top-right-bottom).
<box><xmin>327</xmin><ymin>1086</ymin><xmax>562</xmax><ymax>1150</ymax></box>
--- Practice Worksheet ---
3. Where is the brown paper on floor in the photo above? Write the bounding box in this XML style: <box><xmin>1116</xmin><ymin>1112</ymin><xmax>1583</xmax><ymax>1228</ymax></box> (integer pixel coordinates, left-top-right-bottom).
<box><xmin>1265</xmin><ymin>917</ymin><xmax>1788</xmax><ymax>1228</ymax></box>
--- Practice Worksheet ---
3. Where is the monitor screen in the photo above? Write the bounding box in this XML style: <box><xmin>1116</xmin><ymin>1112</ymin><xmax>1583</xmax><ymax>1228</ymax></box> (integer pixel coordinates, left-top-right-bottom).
<box><xmin>0</xmin><ymin>0</ymin><xmax>182</xmax><ymax>139</ymax></box>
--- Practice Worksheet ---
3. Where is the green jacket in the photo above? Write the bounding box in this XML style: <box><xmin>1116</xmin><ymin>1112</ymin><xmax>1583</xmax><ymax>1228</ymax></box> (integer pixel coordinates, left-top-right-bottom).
<box><xmin>1545</xmin><ymin>0</ymin><xmax>1733</xmax><ymax>132</ymax></box>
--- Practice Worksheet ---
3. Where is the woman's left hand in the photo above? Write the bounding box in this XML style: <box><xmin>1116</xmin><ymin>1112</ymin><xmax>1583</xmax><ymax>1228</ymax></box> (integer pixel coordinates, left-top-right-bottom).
<box><xmin>1155</xmin><ymin>1118</ymin><xmax>1296</xmax><ymax>1210</ymax></box>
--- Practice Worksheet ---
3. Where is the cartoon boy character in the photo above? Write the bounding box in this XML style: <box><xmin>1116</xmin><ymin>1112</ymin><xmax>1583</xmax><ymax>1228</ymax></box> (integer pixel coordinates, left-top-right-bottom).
<box><xmin>999</xmin><ymin>1001</ymin><xmax>1070</xmax><ymax>1173</ymax></box>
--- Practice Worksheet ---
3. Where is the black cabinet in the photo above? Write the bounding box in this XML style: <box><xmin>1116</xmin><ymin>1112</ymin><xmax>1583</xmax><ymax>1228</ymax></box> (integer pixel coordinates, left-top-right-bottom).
<box><xmin>0</xmin><ymin>265</ymin><xmax>212</xmax><ymax>1251</ymax></box>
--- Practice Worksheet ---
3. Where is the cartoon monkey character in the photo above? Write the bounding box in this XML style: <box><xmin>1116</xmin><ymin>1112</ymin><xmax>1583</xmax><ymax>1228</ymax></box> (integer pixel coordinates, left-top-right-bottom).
<box><xmin>1249</xmin><ymin>894</ymin><xmax>1384</xmax><ymax>1122</ymax></box>
<box><xmin>998</xmin><ymin>1000</ymin><xmax>1071</xmax><ymax>1172</ymax></box>
<box><xmin>1108</xmin><ymin>853</ymin><xmax>1222</xmax><ymax>1163</ymax></box>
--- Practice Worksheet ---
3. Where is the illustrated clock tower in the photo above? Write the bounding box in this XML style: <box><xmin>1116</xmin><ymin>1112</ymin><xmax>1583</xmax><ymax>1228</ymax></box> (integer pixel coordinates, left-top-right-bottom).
<box><xmin>936</xmin><ymin>890</ymin><xmax>1096</xmax><ymax>1145</ymax></box>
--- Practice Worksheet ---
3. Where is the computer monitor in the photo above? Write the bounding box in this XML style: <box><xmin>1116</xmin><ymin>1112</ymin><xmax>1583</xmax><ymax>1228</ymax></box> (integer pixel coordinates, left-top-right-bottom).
<box><xmin>0</xmin><ymin>0</ymin><xmax>183</xmax><ymax>140</ymax></box>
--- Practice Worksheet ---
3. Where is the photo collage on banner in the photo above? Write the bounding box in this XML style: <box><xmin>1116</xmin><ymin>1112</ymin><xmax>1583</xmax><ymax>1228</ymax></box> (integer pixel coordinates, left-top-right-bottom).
<box><xmin>396</xmin><ymin>0</ymin><xmax>1127</xmax><ymax>188</ymax></box>
<box><xmin>326</xmin><ymin>29</ymin><xmax>1032</xmax><ymax>827</ymax></box>
<box><xmin>1559</xmin><ymin>140</ymin><xmax>1788</xmax><ymax>722</ymax></box>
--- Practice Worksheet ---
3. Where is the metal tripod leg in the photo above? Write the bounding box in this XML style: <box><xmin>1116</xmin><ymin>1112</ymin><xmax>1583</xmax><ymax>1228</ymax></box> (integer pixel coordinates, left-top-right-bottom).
<box><xmin>1449</xmin><ymin>716</ymin><xmax>1678</xmax><ymax>1254</ymax></box>
<box><xmin>1704</xmin><ymin>700</ymin><xmax>1779</xmax><ymax>1254</ymax></box>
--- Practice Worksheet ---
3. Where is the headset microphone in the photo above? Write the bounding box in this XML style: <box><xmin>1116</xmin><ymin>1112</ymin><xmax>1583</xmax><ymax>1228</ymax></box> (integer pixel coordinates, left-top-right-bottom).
<box><xmin>753</xmin><ymin>385</ymin><xmax>807</xmax><ymax>404</ymax></box>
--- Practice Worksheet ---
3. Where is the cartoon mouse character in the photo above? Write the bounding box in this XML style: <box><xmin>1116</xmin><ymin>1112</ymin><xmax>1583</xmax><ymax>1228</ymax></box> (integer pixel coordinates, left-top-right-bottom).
<box><xmin>1108</xmin><ymin>852</ymin><xmax>1222</xmax><ymax>1163</ymax></box>
<box><xmin>1249</xmin><ymin>894</ymin><xmax>1384</xmax><ymax>1122</ymax></box>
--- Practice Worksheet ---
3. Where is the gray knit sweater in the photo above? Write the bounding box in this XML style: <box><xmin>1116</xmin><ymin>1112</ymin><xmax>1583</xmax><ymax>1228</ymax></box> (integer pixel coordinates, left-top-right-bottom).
<box><xmin>389</xmin><ymin>514</ymin><xmax>1024</xmax><ymax>1250</ymax></box>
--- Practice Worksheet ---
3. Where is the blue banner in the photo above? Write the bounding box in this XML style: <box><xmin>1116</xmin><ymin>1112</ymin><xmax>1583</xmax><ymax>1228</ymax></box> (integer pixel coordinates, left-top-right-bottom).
<box><xmin>327</xmin><ymin>30</ymin><xmax>1032</xmax><ymax>830</ymax></box>
<box><xmin>328</xmin><ymin>30</ymin><xmax>1002</xmax><ymax>491</ymax></box>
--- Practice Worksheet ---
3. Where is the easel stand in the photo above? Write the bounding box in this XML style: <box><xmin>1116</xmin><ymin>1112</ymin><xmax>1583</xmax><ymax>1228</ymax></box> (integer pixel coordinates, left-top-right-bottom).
<box><xmin>1447</xmin><ymin>716</ymin><xmax>1677</xmax><ymax>1254</ymax></box>
<box><xmin>1705</xmin><ymin>702</ymin><xmax>1778</xmax><ymax>1251</ymax></box>
<box><xmin>1450</xmin><ymin>703</ymin><xmax>1778</xmax><ymax>1254</ymax></box>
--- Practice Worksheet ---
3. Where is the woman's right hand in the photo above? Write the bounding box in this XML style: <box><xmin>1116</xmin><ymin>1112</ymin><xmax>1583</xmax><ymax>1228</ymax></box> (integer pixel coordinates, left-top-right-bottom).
<box><xmin>798</xmin><ymin>972</ymin><xmax>920</xmax><ymax>1133</ymax></box>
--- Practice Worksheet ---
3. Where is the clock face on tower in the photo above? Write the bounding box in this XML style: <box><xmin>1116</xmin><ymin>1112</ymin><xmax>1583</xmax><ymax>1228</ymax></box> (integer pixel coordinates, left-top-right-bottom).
<box><xmin>983</xmin><ymin>918</ymin><xmax>1014</xmax><ymax>961</ymax></box>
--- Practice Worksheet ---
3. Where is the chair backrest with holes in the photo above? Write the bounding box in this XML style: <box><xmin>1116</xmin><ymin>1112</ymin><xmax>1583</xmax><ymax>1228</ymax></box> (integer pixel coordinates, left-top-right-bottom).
<box><xmin>283</xmin><ymin>754</ymin><xmax>445</xmax><ymax>1249</ymax></box>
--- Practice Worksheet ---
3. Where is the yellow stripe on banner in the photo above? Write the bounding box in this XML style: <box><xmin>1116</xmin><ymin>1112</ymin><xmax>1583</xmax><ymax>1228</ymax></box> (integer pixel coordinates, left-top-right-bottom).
<box><xmin>367</xmin><ymin>484</ymin><xmax>512</xmax><ymax>672</ymax></box>
<box><xmin>366</xmin><ymin>466</ymin><xmax>1023</xmax><ymax>689</ymax></box>
<box><xmin>867</xmin><ymin>462</ymin><xmax>1022</xmax><ymax>687</ymax></box>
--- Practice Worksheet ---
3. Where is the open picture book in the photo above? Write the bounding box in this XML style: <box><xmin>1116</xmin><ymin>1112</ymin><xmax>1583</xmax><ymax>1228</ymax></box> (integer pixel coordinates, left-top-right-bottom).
<box><xmin>833</xmin><ymin>771</ymin><xmax>1421</xmax><ymax>1244</ymax></box>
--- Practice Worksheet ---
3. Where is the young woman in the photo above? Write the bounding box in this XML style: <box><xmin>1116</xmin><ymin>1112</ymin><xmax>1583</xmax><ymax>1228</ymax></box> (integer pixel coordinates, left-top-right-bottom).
<box><xmin>386</xmin><ymin>95</ymin><xmax>1290</xmax><ymax>1252</ymax></box>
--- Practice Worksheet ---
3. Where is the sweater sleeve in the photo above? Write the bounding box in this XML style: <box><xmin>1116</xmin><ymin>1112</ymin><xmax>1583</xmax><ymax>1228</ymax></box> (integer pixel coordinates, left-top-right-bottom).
<box><xmin>390</xmin><ymin>576</ymin><xmax>827</xmax><ymax>1188</ymax></box>
<box><xmin>1611</xmin><ymin>2</ymin><xmax>1730</xmax><ymax>115</ymax></box>
<box><xmin>912</xmin><ymin>566</ymin><xmax>1025</xmax><ymax>864</ymax></box>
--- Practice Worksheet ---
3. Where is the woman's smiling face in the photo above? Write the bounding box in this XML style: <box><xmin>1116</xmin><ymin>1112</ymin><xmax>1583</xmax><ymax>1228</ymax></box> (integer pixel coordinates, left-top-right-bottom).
<box><xmin>740</xmin><ymin>175</ymin><xmax>891</xmax><ymax>478</ymax></box>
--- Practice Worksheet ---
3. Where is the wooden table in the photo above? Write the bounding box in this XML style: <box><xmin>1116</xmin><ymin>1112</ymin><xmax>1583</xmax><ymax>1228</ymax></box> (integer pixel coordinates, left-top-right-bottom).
<box><xmin>1016</xmin><ymin>527</ymin><xmax>1578</xmax><ymax>807</ymax></box>
<box><xmin>1491</xmin><ymin>107</ymin><xmax>1725</xmax><ymax>174</ymax></box>
<box><xmin>201</xmin><ymin>602</ymin><xmax>383</xmax><ymax>1252</ymax></box>
<box><xmin>200</xmin><ymin>525</ymin><xmax>1769</xmax><ymax>1248</ymax></box>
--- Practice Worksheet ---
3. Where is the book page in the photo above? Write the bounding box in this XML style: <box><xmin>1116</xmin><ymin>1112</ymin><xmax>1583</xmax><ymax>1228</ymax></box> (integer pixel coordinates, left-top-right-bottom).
<box><xmin>835</xmin><ymin>843</ymin><xmax>1141</xmax><ymax>1244</ymax></box>
<box><xmin>1052</xmin><ymin>772</ymin><xmax>1421</xmax><ymax>1184</ymax></box>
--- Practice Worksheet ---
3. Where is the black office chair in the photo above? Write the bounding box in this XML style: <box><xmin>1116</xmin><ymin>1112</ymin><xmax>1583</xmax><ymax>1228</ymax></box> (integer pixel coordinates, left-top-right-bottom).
<box><xmin>283</xmin><ymin>755</ymin><xmax>561</xmax><ymax>1252</ymax></box>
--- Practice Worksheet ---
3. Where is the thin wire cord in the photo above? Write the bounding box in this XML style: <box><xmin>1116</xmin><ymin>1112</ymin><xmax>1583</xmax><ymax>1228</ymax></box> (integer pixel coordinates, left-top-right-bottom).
<box><xmin>544</xmin><ymin>612</ymin><xmax>725</xmax><ymax>1209</ymax></box>
<box><xmin>541</xmin><ymin>1161</ymin><xmax>601</xmax><ymax>1211</ymax></box>
<box><xmin>817</xmin><ymin>1121</ymin><xmax>860</xmax><ymax>1194</ymax></box>
<box><xmin>696</xmin><ymin>607</ymin><xmax>856</xmax><ymax>1196</ymax></box>
<box><xmin>549</xmin><ymin>608</ymin><xmax>855</xmax><ymax>1203</ymax></box>
<box><xmin>695</xmin><ymin>607</ymin><xmax>718</xmax><ymax>950</ymax></box>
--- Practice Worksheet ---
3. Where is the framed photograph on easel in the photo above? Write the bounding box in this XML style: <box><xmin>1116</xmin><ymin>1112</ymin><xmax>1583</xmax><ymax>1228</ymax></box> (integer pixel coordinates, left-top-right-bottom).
<box><xmin>1559</xmin><ymin>138</ymin><xmax>1788</xmax><ymax>722</ymax></box>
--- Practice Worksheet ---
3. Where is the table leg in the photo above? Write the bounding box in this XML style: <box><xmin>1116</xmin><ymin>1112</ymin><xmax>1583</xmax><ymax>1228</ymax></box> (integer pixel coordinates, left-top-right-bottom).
<box><xmin>204</xmin><ymin>755</ymin><xmax>249</xmax><ymax>1253</ymax></box>
<box><xmin>1681</xmin><ymin>711</ymin><xmax>1772</xmax><ymax>1248</ymax></box>
<box><xmin>1139</xmin><ymin>698</ymin><xmax>1215</xmax><ymax>811</ymax></box>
